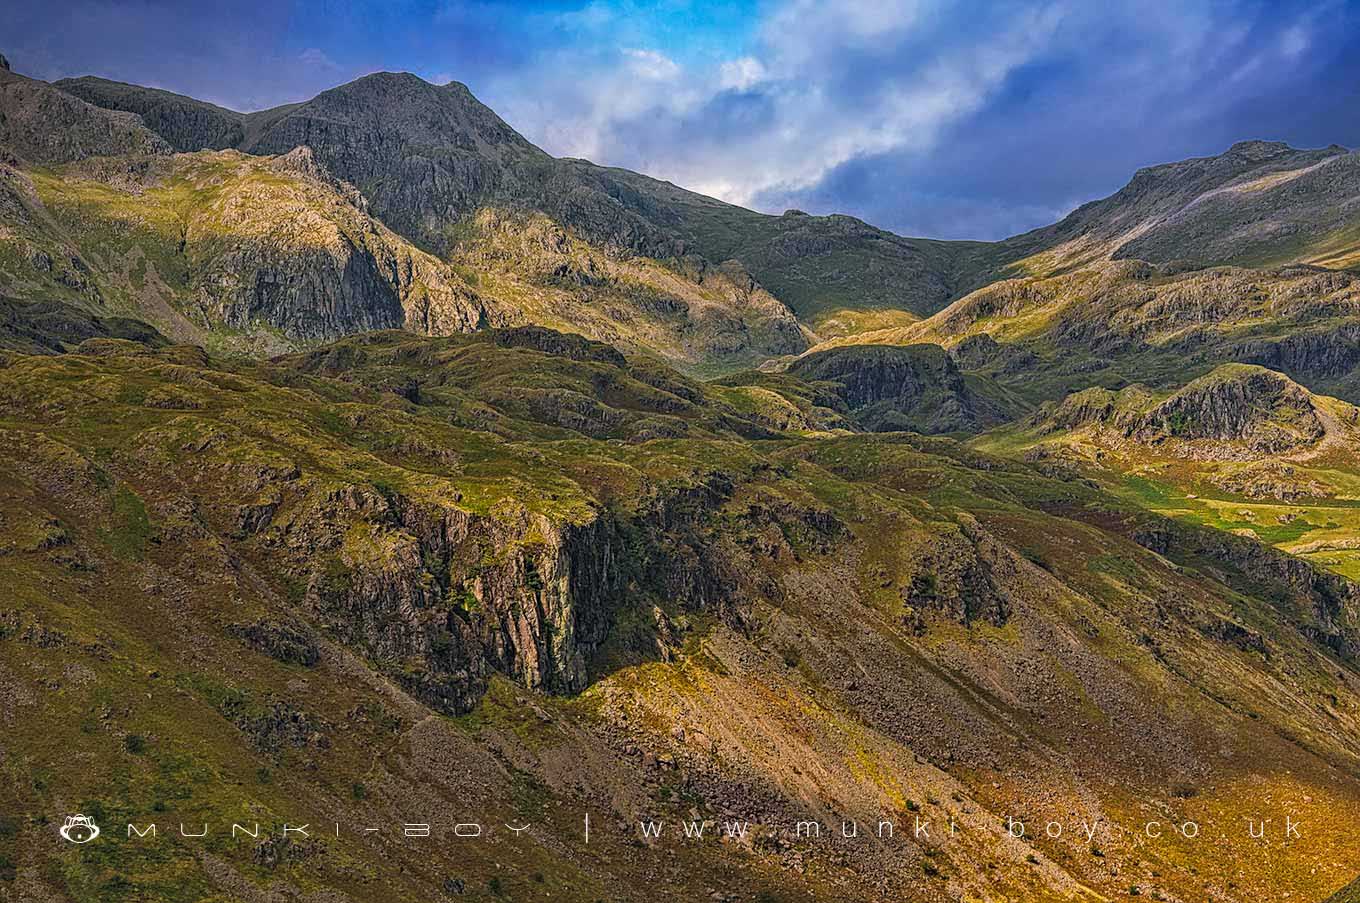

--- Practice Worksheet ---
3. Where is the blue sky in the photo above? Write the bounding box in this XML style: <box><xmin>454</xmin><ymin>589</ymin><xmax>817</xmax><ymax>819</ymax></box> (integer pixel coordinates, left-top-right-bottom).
<box><xmin>8</xmin><ymin>0</ymin><xmax>1360</xmax><ymax>240</ymax></box>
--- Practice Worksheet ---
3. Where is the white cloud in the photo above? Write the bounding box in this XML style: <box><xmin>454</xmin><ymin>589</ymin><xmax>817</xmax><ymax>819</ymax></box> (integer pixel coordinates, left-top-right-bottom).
<box><xmin>622</xmin><ymin>48</ymin><xmax>681</xmax><ymax>81</ymax></box>
<box><xmin>298</xmin><ymin>47</ymin><xmax>341</xmax><ymax>71</ymax></box>
<box><xmin>719</xmin><ymin>56</ymin><xmax>767</xmax><ymax>91</ymax></box>
<box><xmin>486</xmin><ymin>0</ymin><xmax>1068</xmax><ymax>208</ymax></box>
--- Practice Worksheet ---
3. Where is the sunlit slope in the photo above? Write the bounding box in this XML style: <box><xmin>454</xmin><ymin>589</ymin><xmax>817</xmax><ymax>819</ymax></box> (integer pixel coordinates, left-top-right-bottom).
<box><xmin>1</xmin><ymin>327</ymin><xmax>1358</xmax><ymax>901</ymax></box>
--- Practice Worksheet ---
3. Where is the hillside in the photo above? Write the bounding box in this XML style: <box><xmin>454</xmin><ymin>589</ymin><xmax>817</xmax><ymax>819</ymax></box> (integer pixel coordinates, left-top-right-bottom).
<box><xmin>3</xmin><ymin>327</ymin><xmax>1360</xmax><ymax>902</ymax></box>
<box><xmin>810</xmin><ymin>141</ymin><xmax>1360</xmax><ymax>414</ymax></box>
<box><xmin>0</xmin><ymin>118</ymin><xmax>807</xmax><ymax>370</ymax></box>
<box><xmin>979</xmin><ymin>364</ymin><xmax>1360</xmax><ymax>581</ymax></box>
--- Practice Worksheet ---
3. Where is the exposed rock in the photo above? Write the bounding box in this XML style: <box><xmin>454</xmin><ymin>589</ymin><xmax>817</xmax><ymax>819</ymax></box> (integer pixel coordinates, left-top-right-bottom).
<box><xmin>903</xmin><ymin>516</ymin><xmax>1016</xmax><ymax>627</ymax></box>
<box><xmin>56</xmin><ymin>76</ymin><xmax>246</xmax><ymax>152</ymax></box>
<box><xmin>788</xmin><ymin>343</ymin><xmax>1004</xmax><ymax>433</ymax></box>
<box><xmin>1037</xmin><ymin>365</ymin><xmax>1333</xmax><ymax>457</ymax></box>
<box><xmin>228</xmin><ymin>619</ymin><xmax>320</xmax><ymax>667</ymax></box>
<box><xmin>0</xmin><ymin>296</ymin><xmax>168</xmax><ymax>354</ymax></box>
<box><xmin>1134</xmin><ymin>366</ymin><xmax>1324</xmax><ymax>451</ymax></box>
<box><xmin>1133</xmin><ymin>518</ymin><xmax>1360</xmax><ymax>659</ymax></box>
<box><xmin>296</xmin><ymin>472</ymin><xmax>745</xmax><ymax>715</ymax></box>
<box><xmin>0</xmin><ymin>68</ymin><xmax>171</xmax><ymax>163</ymax></box>
<box><xmin>1208</xmin><ymin>461</ymin><xmax>1333</xmax><ymax>501</ymax></box>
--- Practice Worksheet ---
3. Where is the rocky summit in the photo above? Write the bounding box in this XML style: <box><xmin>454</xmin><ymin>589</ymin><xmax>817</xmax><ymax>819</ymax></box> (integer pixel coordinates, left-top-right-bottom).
<box><xmin>2</xmin><ymin>55</ymin><xmax>1360</xmax><ymax>903</ymax></box>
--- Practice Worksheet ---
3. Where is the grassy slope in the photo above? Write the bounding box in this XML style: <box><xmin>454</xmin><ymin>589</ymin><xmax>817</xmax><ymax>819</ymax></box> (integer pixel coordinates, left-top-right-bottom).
<box><xmin>2</xmin><ymin>330</ymin><xmax>1360</xmax><ymax>902</ymax></box>
<box><xmin>976</xmin><ymin>366</ymin><xmax>1360</xmax><ymax>580</ymax></box>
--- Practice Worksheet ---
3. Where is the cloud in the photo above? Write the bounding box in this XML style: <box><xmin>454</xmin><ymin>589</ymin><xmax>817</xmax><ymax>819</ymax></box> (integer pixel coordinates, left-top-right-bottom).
<box><xmin>298</xmin><ymin>47</ymin><xmax>342</xmax><ymax>71</ymax></box>
<box><xmin>485</xmin><ymin>0</ymin><xmax>1360</xmax><ymax>239</ymax></box>
<box><xmin>622</xmin><ymin>48</ymin><xmax>681</xmax><ymax>80</ymax></box>
<box><xmin>489</xmin><ymin>0</ymin><xmax>1066</xmax><ymax>209</ymax></box>
<box><xmin>719</xmin><ymin>56</ymin><xmax>766</xmax><ymax>91</ymax></box>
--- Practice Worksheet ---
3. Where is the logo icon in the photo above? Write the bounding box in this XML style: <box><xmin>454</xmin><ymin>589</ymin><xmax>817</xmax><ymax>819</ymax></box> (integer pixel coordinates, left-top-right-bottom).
<box><xmin>59</xmin><ymin>814</ymin><xmax>100</xmax><ymax>844</ymax></box>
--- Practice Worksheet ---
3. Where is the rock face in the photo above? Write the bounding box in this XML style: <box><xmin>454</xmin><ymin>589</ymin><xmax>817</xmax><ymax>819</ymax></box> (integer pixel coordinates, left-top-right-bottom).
<box><xmin>1133</xmin><ymin>517</ymin><xmax>1360</xmax><ymax>659</ymax></box>
<box><xmin>787</xmin><ymin>343</ymin><xmax>1003</xmax><ymax>433</ymax></box>
<box><xmin>903</xmin><ymin>516</ymin><xmax>1016</xmax><ymax>626</ymax></box>
<box><xmin>0</xmin><ymin>68</ymin><xmax>171</xmax><ymax>164</ymax></box>
<box><xmin>274</xmin><ymin>475</ymin><xmax>746</xmax><ymax>715</ymax></box>
<box><xmin>56</xmin><ymin>76</ymin><xmax>246</xmax><ymax>152</ymax></box>
<box><xmin>0</xmin><ymin>296</ymin><xmax>167</xmax><ymax>354</ymax></box>
<box><xmin>299</xmin><ymin>486</ymin><xmax>622</xmax><ymax>713</ymax></box>
<box><xmin>1135</xmin><ymin>366</ymin><xmax>1324</xmax><ymax>451</ymax></box>
<box><xmin>1039</xmin><ymin>365</ymin><xmax>1334</xmax><ymax>456</ymax></box>
<box><xmin>27</xmin><ymin>150</ymin><xmax>491</xmax><ymax>344</ymax></box>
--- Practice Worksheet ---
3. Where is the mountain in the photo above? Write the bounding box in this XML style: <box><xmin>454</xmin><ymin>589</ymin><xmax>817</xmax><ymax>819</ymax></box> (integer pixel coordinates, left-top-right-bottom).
<box><xmin>778</xmin><ymin>343</ymin><xmax>1015</xmax><ymax>433</ymax></box>
<box><xmin>813</xmin><ymin>142</ymin><xmax>1360</xmax><ymax>415</ymax></box>
<box><xmin>8</xmin><ymin>70</ymin><xmax>817</xmax><ymax>371</ymax></box>
<box><xmin>56</xmin><ymin>70</ymin><xmax>997</xmax><ymax>340</ymax></box>
<box><xmin>5</xmin><ymin>54</ymin><xmax>1360</xmax><ymax>903</ymax></box>
<box><xmin>43</xmin><ymin>69</ymin><xmax>1360</xmax><ymax>385</ymax></box>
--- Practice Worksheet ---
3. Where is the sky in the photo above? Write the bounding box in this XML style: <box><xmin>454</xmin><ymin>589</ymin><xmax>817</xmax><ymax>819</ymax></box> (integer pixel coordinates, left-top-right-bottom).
<box><xmin>7</xmin><ymin>0</ymin><xmax>1360</xmax><ymax>240</ymax></box>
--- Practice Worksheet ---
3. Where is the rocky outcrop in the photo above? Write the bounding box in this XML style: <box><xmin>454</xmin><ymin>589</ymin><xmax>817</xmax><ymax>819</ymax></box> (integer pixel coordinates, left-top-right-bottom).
<box><xmin>1228</xmin><ymin>321</ymin><xmax>1360</xmax><ymax>381</ymax></box>
<box><xmin>56</xmin><ymin>76</ymin><xmax>246</xmax><ymax>152</ymax></box>
<box><xmin>1208</xmin><ymin>461</ymin><xmax>1333</xmax><ymax>501</ymax></box>
<box><xmin>1038</xmin><ymin>365</ymin><xmax>1332</xmax><ymax>456</ymax></box>
<box><xmin>44</xmin><ymin>150</ymin><xmax>492</xmax><ymax>343</ymax></box>
<box><xmin>1133</xmin><ymin>518</ymin><xmax>1360</xmax><ymax>659</ymax></box>
<box><xmin>295</xmin><ymin>474</ymin><xmax>745</xmax><ymax>715</ymax></box>
<box><xmin>788</xmin><ymin>343</ymin><xmax>1005</xmax><ymax>433</ymax></box>
<box><xmin>0</xmin><ymin>296</ymin><xmax>167</xmax><ymax>354</ymax></box>
<box><xmin>0</xmin><ymin>69</ymin><xmax>171</xmax><ymax>163</ymax></box>
<box><xmin>903</xmin><ymin>516</ymin><xmax>1016</xmax><ymax>627</ymax></box>
<box><xmin>1133</xmin><ymin>366</ymin><xmax>1324</xmax><ymax>452</ymax></box>
<box><xmin>228</xmin><ymin>619</ymin><xmax>320</xmax><ymax>666</ymax></box>
<box><xmin>948</xmin><ymin>333</ymin><xmax>1038</xmax><ymax>374</ymax></box>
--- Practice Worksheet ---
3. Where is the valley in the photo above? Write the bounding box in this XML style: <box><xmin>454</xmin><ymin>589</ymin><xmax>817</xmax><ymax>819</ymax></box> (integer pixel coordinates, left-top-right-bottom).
<box><xmin>1</xmin><ymin>50</ymin><xmax>1359</xmax><ymax>903</ymax></box>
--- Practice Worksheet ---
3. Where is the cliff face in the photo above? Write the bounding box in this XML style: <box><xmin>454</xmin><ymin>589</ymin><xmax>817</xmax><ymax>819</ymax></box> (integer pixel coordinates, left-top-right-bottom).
<box><xmin>17</xmin><ymin>149</ymin><xmax>490</xmax><ymax>346</ymax></box>
<box><xmin>291</xmin><ymin>470</ymin><xmax>766</xmax><ymax>714</ymax></box>
<box><xmin>293</xmin><ymin>486</ymin><xmax>621</xmax><ymax>713</ymax></box>
<box><xmin>56</xmin><ymin>75</ymin><xmax>247</xmax><ymax>152</ymax></box>
<box><xmin>0</xmin><ymin>69</ymin><xmax>171</xmax><ymax>164</ymax></box>
<box><xmin>787</xmin><ymin>343</ymin><xmax>1005</xmax><ymax>432</ymax></box>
